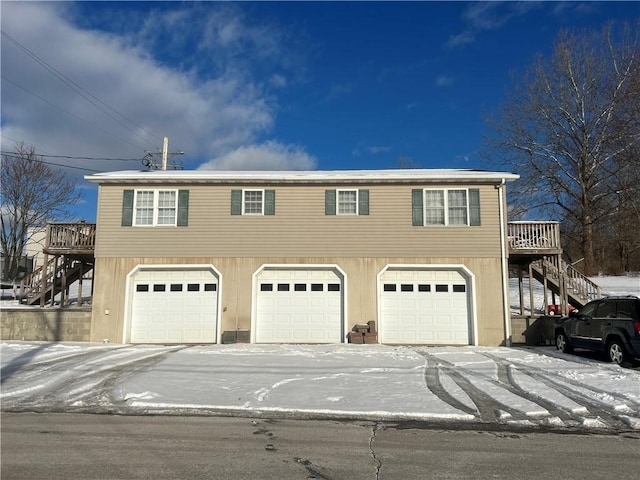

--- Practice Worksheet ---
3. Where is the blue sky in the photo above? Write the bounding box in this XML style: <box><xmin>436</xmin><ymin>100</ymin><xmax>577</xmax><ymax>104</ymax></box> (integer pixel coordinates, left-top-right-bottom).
<box><xmin>1</xmin><ymin>2</ymin><xmax>638</xmax><ymax>222</ymax></box>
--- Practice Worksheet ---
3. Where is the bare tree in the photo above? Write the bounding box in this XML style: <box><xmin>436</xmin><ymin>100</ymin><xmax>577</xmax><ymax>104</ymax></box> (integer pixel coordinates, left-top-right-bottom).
<box><xmin>485</xmin><ymin>21</ymin><xmax>640</xmax><ymax>275</ymax></box>
<box><xmin>1</xmin><ymin>143</ymin><xmax>81</xmax><ymax>281</ymax></box>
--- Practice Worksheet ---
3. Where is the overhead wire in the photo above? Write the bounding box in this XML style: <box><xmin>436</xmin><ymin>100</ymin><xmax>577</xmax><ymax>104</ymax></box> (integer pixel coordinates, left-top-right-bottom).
<box><xmin>1</xmin><ymin>30</ymin><xmax>186</xmax><ymax>156</ymax></box>
<box><xmin>1</xmin><ymin>152</ymin><xmax>101</xmax><ymax>173</ymax></box>
<box><xmin>1</xmin><ymin>31</ymin><xmax>163</xmax><ymax>151</ymax></box>
<box><xmin>0</xmin><ymin>150</ymin><xmax>142</xmax><ymax>162</ymax></box>
<box><xmin>1</xmin><ymin>75</ymin><xmax>152</xmax><ymax>152</ymax></box>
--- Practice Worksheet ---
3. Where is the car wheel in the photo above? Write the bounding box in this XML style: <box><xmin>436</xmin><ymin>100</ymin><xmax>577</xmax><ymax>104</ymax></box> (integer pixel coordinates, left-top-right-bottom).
<box><xmin>555</xmin><ymin>332</ymin><xmax>572</xmax><ymax>353</ymax></box>
<box><xmin>606</xmin><ymin>340</ymin><xmax>627</xmax><ymax>366</ymax></box>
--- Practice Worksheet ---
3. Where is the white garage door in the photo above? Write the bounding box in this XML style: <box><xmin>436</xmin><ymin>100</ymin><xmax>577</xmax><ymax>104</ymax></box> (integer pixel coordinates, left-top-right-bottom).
<box><xmin>379</xmin><ymin>269</ymin><xmax>471</xmax><ymax>345</ymax></box>
<box><xmin>130</xmin><ymin>269</ymin><xmax>218</xmax><ymax>344</ymax></box>
<box><xmin>255</xmin><ymin>269</ymin><xmax>343</xmax><ymax>343</ymax></box>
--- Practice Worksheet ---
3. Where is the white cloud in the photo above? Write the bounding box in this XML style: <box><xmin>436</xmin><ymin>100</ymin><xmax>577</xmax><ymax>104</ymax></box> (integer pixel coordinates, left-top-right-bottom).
<box><xmin>444</xmin><ymin>31</ymin><xmax>476</xmax><ymax>49</ymax></box>
<box><xmin>435</xmin><ymin>74</ymin><xmax>455</xmax><ymax>87</ymax></box>
<box><xmin>463</xmin><ymin>2</ymin><xmax>507</xmax><ymax>31</ymax></box>
<box><xmin>445</xmin><ymin>2</ymin><xmax>542</xmax><ymax>50</ymax></box>
<box><xmin>0</xmin><ymin>2</ymin><xmax>308</xmax><ymax>181</ymax></box>
<box><xmin>270</xmin><ymin>74</ymin><xmax>288</xmax><ymax>88</ymax></box>
<box><xmin>198</xmin><ymin>141</ymin><xmax>317</xmax><ymax>171</ymax></box>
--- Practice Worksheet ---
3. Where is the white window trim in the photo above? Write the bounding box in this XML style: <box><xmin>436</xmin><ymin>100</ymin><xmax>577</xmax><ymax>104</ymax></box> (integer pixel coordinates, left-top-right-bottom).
<box><xmin>242</xmin><ymin>189</ymin><xmax>265</xmax><ymax>216</ymax></box>
<box><xmin>337</xmin><ymin>189</ymin><xmax>359</xmax><ymax>215</ymax></box>
<box><xmin>133</xmin><ymin>189</ymin><xmax>178</xmax><ymax>227</ymax></box>
<box><xmin>423</xmin><ymin>188</ymin><xmax>470</xmax><ymax>227</ymax></box>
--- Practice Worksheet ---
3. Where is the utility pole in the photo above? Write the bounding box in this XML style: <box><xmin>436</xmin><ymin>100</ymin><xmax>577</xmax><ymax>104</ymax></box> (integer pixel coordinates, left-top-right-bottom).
<box><xmin>142</xmin><ymin>137</ymin><xmax>184</xmax><ymax>170</ymax></box>
<box><xmin>161</xmin><ymin>136</ymin><xmax>169</xmax><ymax>171</ymax></box>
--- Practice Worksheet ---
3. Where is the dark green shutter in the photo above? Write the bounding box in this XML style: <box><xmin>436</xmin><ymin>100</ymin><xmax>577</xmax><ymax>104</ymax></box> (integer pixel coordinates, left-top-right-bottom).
<box><xmin>122</xmin><ymin>190</ymin><xmax>134</xmax><ymax>227</ymax></box>
<box><xmin>265</xmin><ymin>190</ymin><xmax>275</xmax><ymax>215</ymax></box>
<box><xmin>358</xmin><ymin>189</ymin><xmax>369</xmax><ymax>215</ymax></box>
<box><xmin>231</xmin><ymin>190</ymin><xmax>242</xmax><ymax>215</ymax></box>
<box><xmin>469</xmin><ymin>189</ymin><xmax>481</xmax><ymax>226</ymax></box>
<box><xmin>412</xmin><ymin>189</ymin><xmax>423</xmax><ymax>226</ymax></box>
<box><xmin>177</xmin><ymin>190</ymin><xmax>189</xmax><ymax>226</ymax></box>
<box><xmin>325</xmin><ymin>190</ymin><xmax>336</xmax><ymax>215</ymax></box>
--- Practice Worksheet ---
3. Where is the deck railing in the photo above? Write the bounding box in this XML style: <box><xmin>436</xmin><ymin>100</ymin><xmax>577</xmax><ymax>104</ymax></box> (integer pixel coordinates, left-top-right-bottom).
<box><xmin>46</xmin><ymin>222</ymin><xmax>96</xmax><ymax>252</ymax></box>
<box><xmin>508</xmin><ymin>221</ymin><xmax>561</xmax><ymax>251</ymax></box>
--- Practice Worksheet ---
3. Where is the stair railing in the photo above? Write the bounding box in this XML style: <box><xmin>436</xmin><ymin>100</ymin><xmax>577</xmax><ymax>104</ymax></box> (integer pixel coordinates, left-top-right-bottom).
<box><xmin>532</xmin><ymin>257</ymin><xmax>601</xmax><ymax>307</ymax></box>
<box><xmin>19</xmin><ymin>257</ymin><xmax>57</xmax><ymax>303</ymax></box>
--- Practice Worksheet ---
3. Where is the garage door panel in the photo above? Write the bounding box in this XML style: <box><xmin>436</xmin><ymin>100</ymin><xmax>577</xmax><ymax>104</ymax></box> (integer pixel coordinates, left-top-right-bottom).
<box><xmin>380</xmin><ymin>269</ymin><xmax>471</xmax><ymax>345</ymax></box>
<box><xmin>256</xmin><ymin>269</ymin><xmax>343</xmax><ymax>344</ymax></box>
<box><xmin>131</xmin><ymin>269</ymin><xmax>218</xmax><ymax>344</ymax></box>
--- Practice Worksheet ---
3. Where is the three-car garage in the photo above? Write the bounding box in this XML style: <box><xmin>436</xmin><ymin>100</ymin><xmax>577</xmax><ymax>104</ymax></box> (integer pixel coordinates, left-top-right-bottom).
<box><xmin>126</xmin><ymin>264</ymin><xmax>474</xmax><ymax>346</ymax></box>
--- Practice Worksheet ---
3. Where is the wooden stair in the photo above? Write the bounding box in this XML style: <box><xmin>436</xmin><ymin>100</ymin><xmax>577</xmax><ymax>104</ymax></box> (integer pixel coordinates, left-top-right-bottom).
<box><xmin>530</xmin><ymin>257</ymin><xmax>601</xmax><ymax>309</ymax></box>
<box><xmin>19</xmin><ymin>257</ymin><xmax>92</xmax><ymax>306</ymax></box>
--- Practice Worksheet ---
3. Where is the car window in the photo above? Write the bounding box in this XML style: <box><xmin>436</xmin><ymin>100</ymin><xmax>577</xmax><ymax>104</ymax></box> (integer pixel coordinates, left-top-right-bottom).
<box><xmin>615</xmin><ymin>301</ymin><xmax>635</xmax><ymax>319</ymax></box>
<box><xmin>578</xmin><ymin>301</ymin><xmax>598</xmax><ymax>318</ymax></box>
<box><xmin>594</xmin><ymin>301</ymin><xmax>615</xmax><ymax>318</ymax></box>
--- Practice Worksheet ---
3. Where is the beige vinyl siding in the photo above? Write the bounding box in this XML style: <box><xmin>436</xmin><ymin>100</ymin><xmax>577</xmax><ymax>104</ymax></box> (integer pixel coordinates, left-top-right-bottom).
<box><xmin>90</xmin><ymin>255</ymin><xmax>506</xmax><ymax>346</ymax></box>
<box><xmin>95</xmin><ymin>184</ymin><xmax>502</xmax><ymax>259</ymax></box>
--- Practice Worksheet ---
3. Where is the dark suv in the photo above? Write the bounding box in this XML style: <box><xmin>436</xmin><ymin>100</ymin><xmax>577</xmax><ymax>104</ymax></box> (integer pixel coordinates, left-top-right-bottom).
<box><xmin>555</xmin><ymin>296</ymin><xmax>640</xmax><ymax>366</ymax></box>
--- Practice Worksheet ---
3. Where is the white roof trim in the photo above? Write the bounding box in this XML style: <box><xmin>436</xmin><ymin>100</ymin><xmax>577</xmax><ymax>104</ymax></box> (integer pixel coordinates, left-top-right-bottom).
<box><xmin>85</xmin><ymin>169</ymin><xmax>519</xmax><ymax>184</ymax></box>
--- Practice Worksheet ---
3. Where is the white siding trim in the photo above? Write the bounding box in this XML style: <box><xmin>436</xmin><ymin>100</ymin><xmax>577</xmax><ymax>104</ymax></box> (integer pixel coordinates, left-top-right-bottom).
<box><xmin>123</xmin><ymin>264</ymin><xmax>223</xmax><ymax>344</ymax></box>
<box><xmin>376</xmin><ymin>264</ymin><xmax>478</xmax><ymax>346</ymax></box>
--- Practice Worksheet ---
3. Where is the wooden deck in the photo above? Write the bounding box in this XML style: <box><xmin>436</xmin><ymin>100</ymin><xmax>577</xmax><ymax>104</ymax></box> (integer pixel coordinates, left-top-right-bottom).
<box><xmin>508</xmin><ymin>221</ymin><xmax>561</xmax><ymax>256</ymax></box>
<box><xmin>19</xmin><ymin>222</ymin><xmax>95</xmax><ymax>306</ymax></box>
<box><xmin>44</xmin><ymin>222</ymin><xmax>96</xmax><ymax>256</ymax></box>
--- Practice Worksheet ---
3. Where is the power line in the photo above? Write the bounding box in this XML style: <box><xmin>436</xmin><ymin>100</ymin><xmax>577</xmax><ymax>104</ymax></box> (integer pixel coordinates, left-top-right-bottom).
<box><xmin>0</xmin><ymin>151</ymin><xmax>143</xmax><ymax>162</ymax></box>
<box><xmin>1</xmin><ymin>75</ymin><xmax>151</xmax><ymax>152</ymax></box>
<box><xmin>2</xmin><ymin>31</ymin><xmax>182</xmax><ymax>152</ymax></box>
<box><xmin>1</xmin><ymin>152</ymin><xmax>101</xmax><ymax>172</ymax></box>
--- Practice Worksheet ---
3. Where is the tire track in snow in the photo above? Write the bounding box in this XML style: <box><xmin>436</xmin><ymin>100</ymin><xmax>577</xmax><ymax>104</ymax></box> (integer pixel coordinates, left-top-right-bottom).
<box><xmin>418</xmin><ymin>351</ymin><xmax>536</xmax><ymax>423</ymax></box>
<box><xmin>476</xmin><ymin>351</ymin><xmax>638</xmax><ymax>430</ymax></box>
<box><xmin>482</xmin><ymin>350</ymin><xmax>640</xmax><ymax>410</ymax></box>
<box><xmin>1</xmin><ymin>347</ymin><xmax>130</xmax><ymax>394</ymax></box>
<box><xmin>1</xmin><ymin>346</ymin><xmax>186</xmax><ymax>412</ymax></box>
<box><xmin>422</xmin><ymin>355</ymin><xmax>477</xmax><ymax>416</ymax></box>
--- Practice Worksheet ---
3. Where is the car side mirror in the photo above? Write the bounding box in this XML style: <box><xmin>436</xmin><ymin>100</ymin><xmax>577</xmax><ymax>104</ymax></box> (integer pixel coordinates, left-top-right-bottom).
<box><xmin>569</xmin><ymin>310</ymin><xmax>579</xmax><ymax>318</ymax></box>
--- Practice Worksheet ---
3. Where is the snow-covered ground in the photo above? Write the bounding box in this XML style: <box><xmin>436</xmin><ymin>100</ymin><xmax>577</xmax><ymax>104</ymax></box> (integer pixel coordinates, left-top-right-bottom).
<box><xmin>0</xmin><ymin>279</ymin><xmax>93</xmax><ymax>307</ymax></box>
<box><xmin>509</xmin><ymin>274</ymin><xmax>640</xmax><ymax>315</ymax></box>
<box><xmin>2</xmin><ymin>274</ymin><xmax>639</xmax><ymax>431</ymax></box>
<box><xmin>1</xmin><ymin>342</ymin><xmax>639</xmax><ymax>432</ymax></box>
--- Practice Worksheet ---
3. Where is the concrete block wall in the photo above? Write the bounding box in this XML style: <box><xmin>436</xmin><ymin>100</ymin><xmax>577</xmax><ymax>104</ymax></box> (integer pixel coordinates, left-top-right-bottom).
<box><xmin>1</xmin><ymin>308</ymin><xmax>92</xmax><ymax>342</ymax></box>
<box><xmin>510</xmin><ymin>315</ymin><xmax>556</xmax><ymax>346</ymax></box>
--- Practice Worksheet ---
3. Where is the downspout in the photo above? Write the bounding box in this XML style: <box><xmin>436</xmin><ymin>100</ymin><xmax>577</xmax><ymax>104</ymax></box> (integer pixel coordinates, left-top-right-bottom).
<box><xmin>497</xmin><ymin>179</ymin><xmax>511</xmax><ymax>347</ymax></box>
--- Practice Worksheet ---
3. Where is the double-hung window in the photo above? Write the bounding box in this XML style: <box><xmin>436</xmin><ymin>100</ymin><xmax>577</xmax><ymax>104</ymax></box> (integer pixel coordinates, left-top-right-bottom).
<box><xmin>413</xmin><ymin>188</ymin><xmax>480</xmax><ymax>226</ymax></box>
<box><xmin>243</xmin><ymin>189</ymin><xmax>264</xmax><ymax>215</ymax></box>
<box><xmin>122</xmin><ymin>189</ymin><xmax>189</xmax><ymax>227</ymax></box>
<box><xmin>337</xmin><ymin>189</ymin><xmax>358</xmax><ymax>215</ymax></box>
<box><xmin>230</xmin><ymin>189</ymin><xmax>276</xmax><ymax>215</ymax></box>
<box><xmin>423</xmin><ymin>189</ymin><xmax>467</xmax><ymax>226</ymax></box>
<box><xmin>134</xmin><ymin>190</ymin><xmax>177</xmax><ymax>226</ymax></box>
<box><xmin>325</xmin><ymin>189</ymin><xmax>369</xmax><ymax>215</ymax></box>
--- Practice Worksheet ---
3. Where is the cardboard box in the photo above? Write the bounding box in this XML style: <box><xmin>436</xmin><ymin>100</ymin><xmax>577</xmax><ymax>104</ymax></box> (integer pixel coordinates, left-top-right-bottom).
<box><xmin>347</xmin><ymin>331</ymin><xmax>364</xmax><ymax>344</ymax></box>
<box><xmin>364</xmin><ymin>332</ymin><xmax>378</xmax><ymax>344</ymax></box>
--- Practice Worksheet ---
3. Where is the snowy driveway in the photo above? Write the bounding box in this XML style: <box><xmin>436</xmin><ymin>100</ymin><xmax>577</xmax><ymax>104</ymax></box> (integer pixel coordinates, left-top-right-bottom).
<box><xmin>1</xmin><ymin>342</ymin><xmax>639</xmax><ymax>432</ymax></box>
